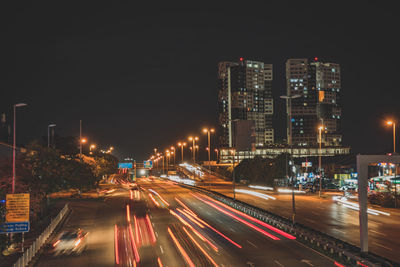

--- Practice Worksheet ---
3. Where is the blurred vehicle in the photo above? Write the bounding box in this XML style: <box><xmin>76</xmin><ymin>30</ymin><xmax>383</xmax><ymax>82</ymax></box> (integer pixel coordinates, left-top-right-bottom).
<box><xmin>53</xmin><ymin>228</ymin><xmax>88</xmax><ymax>256</ymax></box>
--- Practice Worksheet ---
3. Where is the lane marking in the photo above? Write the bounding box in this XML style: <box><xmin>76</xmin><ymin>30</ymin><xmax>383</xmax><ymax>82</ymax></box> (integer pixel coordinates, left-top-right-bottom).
<box><xmin>160</xmin><ymin>245</ymin><xmax>164</xmax><ymax>254</ymax></box>
<box><xmin>229</xmin><ymin>227</ymin><xmax>236</xmax><ymax>233</ymax></box>
<box><xmin>246</xmin><ymin>240</ymin><xmax>258</xmax><ymax>248</ymax></box>
<box><xmin>370</xmin><ymin>230</ymin><xmax>387</xmax><ymax>237</ymax></box>
<box><xmin>372</xmin><ymin>242</ymin><xmax>393</xmax><ymax>251</ymax></box>
<box><xmin>155</xmin><ymin>231</ymin><xmax>159</xmax><ymax>238</ymax></box>
<box><xmin>301</xmin><ymin>259</ymin><xmax>314</xmax><ymax>266</ymax></box>
<box><xmin>274</xmin><ymin>260</ymin><xmax>284</xmax><ymax>267</ymax></box>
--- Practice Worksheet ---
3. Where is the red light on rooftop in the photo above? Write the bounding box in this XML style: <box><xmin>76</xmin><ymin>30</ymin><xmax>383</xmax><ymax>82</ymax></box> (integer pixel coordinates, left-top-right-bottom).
<box><xmin>239</xmin><ymin>57</ymin><xmax>243</xmax><ymax>61</ymax></box>
<box><xmin>314</xmin><ymin>57</ymin><xmax>318</xmax><ymax>61</ymax></box>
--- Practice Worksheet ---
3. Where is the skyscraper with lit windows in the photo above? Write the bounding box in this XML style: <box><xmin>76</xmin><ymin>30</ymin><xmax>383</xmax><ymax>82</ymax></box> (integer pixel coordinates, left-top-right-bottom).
<box><xmin>285</xmin><ymin>58</ymin><xmax>342</xmax><ymax>147</ymax></box>
<box><xmin>218</xmin><ymin>58</ymin><xmax>274</xmax><ymax>149</ymax></box>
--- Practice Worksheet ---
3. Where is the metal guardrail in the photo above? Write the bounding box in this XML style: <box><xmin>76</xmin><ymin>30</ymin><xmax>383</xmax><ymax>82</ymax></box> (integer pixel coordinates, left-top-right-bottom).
<box><xmin>13</xmin><ymin>204</ymin><xmax>69</xmax><ymax>267</ymax></box>
<box><xmin>178</xmin><ymin>183</ymin><xmax>396</xmax><ymax>267</ymax></box>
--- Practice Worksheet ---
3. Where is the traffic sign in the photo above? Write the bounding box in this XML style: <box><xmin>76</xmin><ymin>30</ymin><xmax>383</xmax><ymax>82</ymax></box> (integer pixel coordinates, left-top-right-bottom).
<box><xmin>0</xmin><ymin>222</ymin><xmax>30</xmax><ymax>233</ymax></box>
<box><xmin>6</xmin><ymin>194</ymin><xmax>30</xmax><ymax>222</ymax></box>
<box><xmin>143</xmin><ymin>161</ymin><xmax>153</xmax><ymax>168</ymax></box>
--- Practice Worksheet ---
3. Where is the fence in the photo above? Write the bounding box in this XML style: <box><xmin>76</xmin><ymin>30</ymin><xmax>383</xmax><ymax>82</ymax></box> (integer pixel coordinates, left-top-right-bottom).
<box><xmin>13</xmin><ymin>204</ymin><xmax>69</xmax><ymax>267</ymax></box>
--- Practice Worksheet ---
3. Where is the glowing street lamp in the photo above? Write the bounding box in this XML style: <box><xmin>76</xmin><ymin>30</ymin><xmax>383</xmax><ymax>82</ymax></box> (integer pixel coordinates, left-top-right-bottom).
<box><xmin>387</xmin><ymin>120</ymin><xmax>396</xmax><ymax>154</ymax></box>
<box><xmin>188</xmin><ymin>136</ymin><xmax>199</xmax><ymax>163</ymax></box>
<box><xmin>177</xmin><ymin>142</ymin><xmax>187</xmax><ymax>162</ymax></box>
<box><xmin>203</xmin><ymin>128</ymin><xmax>215</xmax><ymax>170</ymax></box>
<box><xmin>171</xmin><ymin>146</ymin><xmax>176</xmax><ymax>165</ymax></box>
<box><xmin>89</xmin><ymin>144</ymin><xmax>96</xmax><ymax>155</ymax></box>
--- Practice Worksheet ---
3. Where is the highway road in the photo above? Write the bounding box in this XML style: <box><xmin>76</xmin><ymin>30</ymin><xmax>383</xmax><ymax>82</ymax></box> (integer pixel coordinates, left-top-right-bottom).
<box><xmin>192</xmin><ymin>178</ymin><xmax>400</xmax><ymax>263</ymax></box>
<box><xmin>34</xmin><ymin>178</ymin><xmax>338</xmax><ymax>266</ymax></box>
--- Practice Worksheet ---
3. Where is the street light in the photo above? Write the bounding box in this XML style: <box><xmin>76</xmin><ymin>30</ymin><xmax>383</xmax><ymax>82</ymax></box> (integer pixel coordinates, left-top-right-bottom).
<box><xmin>48</xmin><ymin>124</ymin><xmax>56</xmax><ymax>148</ymax></box>
<box><xmin>171</xmin><ymin>146</ymin><xmax>176</xmax><ymax>165</ymax></box>
<box><xmin>387</xmin><ymin>120</ymin><xmax>396</xmax><ymax>154</ymax></box>
<box><xmin>177</xmin><ymin>142</ymin><xmax>187</xmax><ymax>162</ymax></box>
<box><xmin>90</xmin><ymin>144</ymin><xmax>96</xmax><ymax>155</ymax></box>
<box><xmin>318</xmin><ymin>125</ymin><xmax>324</xmax><ymax>197</ymax></box>
<box><xmin>203</xmin><ymin>128</ymin><xmax>215</xmax><ymax>170</ymax></box>
<box><xmin>188</xmin><ymin>136</ymin><xmax>199</xmax><ymax>163</ymax></box>
<box><xmin>80</xmin><ymin>138</ymin><xmax>87</xmax><ymax>158</ymax></box>
<box><xmin>231</xmin><ymin>149</ymin><xmax>236</xmax><ymax>200</ymax></box>
<box><xmin>280</xmin><ymin>94</ymin><xmax>301</xmax><ymax>225</ymax></box>
<box><xmin>13</xmin><ymin>103</ymin><xmax>27</xmax><ymax>194</ymax></box>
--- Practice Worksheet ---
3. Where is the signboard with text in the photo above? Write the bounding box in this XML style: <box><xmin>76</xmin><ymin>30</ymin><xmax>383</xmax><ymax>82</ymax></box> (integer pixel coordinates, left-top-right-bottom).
<box><xmin>143</xmin><ymin>161</ymin><xmax>153</xmax><ymax>168</ymax></box>
<box><xmin>301</xmin><ymin>162</ymin><xmax>312</xmax><ymax>168</ymax></box>
<box><xmin>6</xmin><ymin>193</ymin><xmax>30</xmax><ymax>223</ymax></box>
<box><xmin>0</xmin><ymin>222</ymin><xmax>30</xmax><ymax>233</ymax></box>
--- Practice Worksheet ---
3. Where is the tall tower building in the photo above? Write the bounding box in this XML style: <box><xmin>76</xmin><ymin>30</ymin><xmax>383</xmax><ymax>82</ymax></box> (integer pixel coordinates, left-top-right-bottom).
<box><xmin>218</xmin><ymin>58</ymin><xmax>274</xmax><ymax>149</ymax></box>
<box><xmin>285</xmin><ymin>58</ymin><xmax>342</xmax><ymax>147</ymax></box>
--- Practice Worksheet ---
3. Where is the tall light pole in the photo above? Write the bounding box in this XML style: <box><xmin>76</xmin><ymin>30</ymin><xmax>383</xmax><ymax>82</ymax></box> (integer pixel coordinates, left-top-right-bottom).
<box><xmin>280</xmin><ymin>94</ymin><xmax>301</xmax><ymax>225</ymax></box>
<box><xmin>318</xmin><ymin>125</ymin><xmax>324</xmax><ymax>197</ymax></box>
<box><xmin>178</xmin><ymin>142</ymin><xmax>186</xmax><ymax>162</ymax></box>
<box><xmin>171</xmin><ymin>146</ymin><xmax>176</xmax><ymax>165</ymax></box>
<box><xmin>387</xmin><ymin>121</ymin><xmax>396</xmax><ymax>154</ymax></box>
<box><xmin>231</xmin><ymin>149</ymin><xmax>236</xmax><ymax>200</ymax></box>
<box><xmin>48</xmin><ymin>124</ymin><xmax>56</xmax><ymax>148</ymax></box>
<box><xmin>203</xmin><ymin>128</ymin><xmax>215</xmax><ymax>170</ymax></box>
<box><xmin>13</xmin><ymin>103</ymin><xmax>27</xmax><ymax>194</ymax></box>
<box><xmin>188</xmin><ymin>136</ymin><xmax>199</xmax><ymax>163</ymax></box>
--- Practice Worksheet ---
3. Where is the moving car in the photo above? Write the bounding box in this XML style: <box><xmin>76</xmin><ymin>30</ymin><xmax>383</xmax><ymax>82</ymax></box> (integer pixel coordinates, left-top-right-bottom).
<box><xmin>53</xmin><ymin>228</ymin><xmax>88</xmax><ymax>256</ymax></box>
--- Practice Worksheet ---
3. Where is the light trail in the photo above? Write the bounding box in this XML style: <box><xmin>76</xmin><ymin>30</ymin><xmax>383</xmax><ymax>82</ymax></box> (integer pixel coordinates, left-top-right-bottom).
<box><xmin>277</xmin><ymin>188</ymin><xmax>306</xmax><ymax>194</ymax></box>
<box><xmin>199</xmin><ymin>194</ymin><xmax>296</xmax><ymax>239</ymax></box>
<box><xmin>235</xmin><ymin>189</ymin><xmax>276</xmax><ymax>200</ymax></box>
<box><xmin>249</xmin><ymin>185</ymin><xmax>274</xmax><ymax>191</ymax></box>
<box><xmin>148</xmin><ymin>189</ymin><xmax>170</xmax><ymax>206</ymax></box>
<box><xmin>158</xmin><ymin>257</ymin><xmax>163</xmax><ymax>267</ymax></box>
<box><xmin>134</xmin><ymin>215</ymin><xmax>140</xmax><ymax>244</ymax></box>
<box><xmin>168</xmin><ymin>227</ymin><xmax>195</xmax><ymax>267</ymax></box>
<box><xmin>193</xmin><ymin>194</ymin><xmax>280</xmax><ymax>240</ymax></box>
<box><xmin>145</xmin><ymin>214</ymin><xmax>157</xmax><ymax>243</ymax></box>
<box><xmin>171</xmin><ymin>209</ymin><xmax>219</xmax><ymax>252</ymax></box>
<box><xmin>126</xmin><ymin>205</ymin><xmax>131</xmax><ymax>222</ymax></box>
<box><xmin>175</xmin><ymin>197</ymin><xmax>197</xmax><ymax>217</ymax></box>
<box><xmin>128</xmin><ymin>223</ymin><xmax>140</xmax><ymax>262</ymax></box>
<box><xmin>178</xmin><ymin>208</ymin><xmax>205</xmax><ymax>228</ymax></box>
<box><xmin>183</xmin><ymin>227</ymin><xmax>219</xmax><ymax>267</ymax></box>
<box><xmin>114</xmin><ymin>225</ymin><xmax>119</xmax><ymax>265</ymax></box>
<box><xmin>149</xmin><ymin>193</ymin><xmax>160</xmax><ymax>207</ymax></box>
<box><xmin>333</xmin><ymin>196</ymin><xmax>390</xmax><ymax>216</ymax></box>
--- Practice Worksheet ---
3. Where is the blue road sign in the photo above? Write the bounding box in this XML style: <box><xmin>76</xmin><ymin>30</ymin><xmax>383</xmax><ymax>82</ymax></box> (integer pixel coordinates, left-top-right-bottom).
<box><xmin>143</xmin><ymin>161</ymin><xmax>153</xmax><ymax>168</ymax></box>
<box><xmin>118</xmin><ymin>162</ymin><xmax>133</xmax><ymax>169</ymax></box>
<box><xmin>0</xmin><ymin>222</ymin><xmax>30</xmax><ymax>233</ymax></box>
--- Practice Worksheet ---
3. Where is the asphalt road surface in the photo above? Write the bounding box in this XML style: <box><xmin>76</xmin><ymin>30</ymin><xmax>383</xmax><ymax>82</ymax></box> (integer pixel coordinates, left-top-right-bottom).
<box><xmin>34</xmin><ymin>178</ymin><xmax>338</xmax><ymax>266</ymax></box>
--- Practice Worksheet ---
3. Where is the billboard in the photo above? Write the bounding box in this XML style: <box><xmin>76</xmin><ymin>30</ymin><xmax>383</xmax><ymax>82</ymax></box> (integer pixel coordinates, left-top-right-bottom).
<box><xmin>143</xmin><ymin>161</ymin><xmax>153</xmax><ymax>168</ymax></box>
<box><xmin>118</xmin><ymin>162</ymin><xmax>133</xmax><ymax>169</ymax></box>
<box><xmin>6</xmin><ymin>193</ymin><xmax>30</xmax><ymax>222</ymax></box>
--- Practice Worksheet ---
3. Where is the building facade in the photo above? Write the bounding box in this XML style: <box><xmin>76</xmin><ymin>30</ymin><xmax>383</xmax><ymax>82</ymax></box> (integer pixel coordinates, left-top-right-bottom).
<box><xmin>218</xmin><ymin>58</ymin><xmax>274</xmax><ymax>149</ymax></box>
<box><xmin>285</xmin><ymin>58</ymin><xmax>342</xmax><ymax>147</ymax></box>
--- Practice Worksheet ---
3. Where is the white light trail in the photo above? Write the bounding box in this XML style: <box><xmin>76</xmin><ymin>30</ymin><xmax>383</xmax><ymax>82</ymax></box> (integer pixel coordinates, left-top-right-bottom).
<box><xmin>235</xmin><ymin>189</ymin><xmax>276</xmax><ymax>200</ymax></box>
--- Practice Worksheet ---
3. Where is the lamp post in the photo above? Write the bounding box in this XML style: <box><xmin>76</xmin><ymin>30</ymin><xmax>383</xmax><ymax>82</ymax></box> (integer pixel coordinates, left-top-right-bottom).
<box><xmin>318</xmin><ymin>125</ymin><xmax>324</xmax><ymax>197</ymax></box>
<box><xmin>48</xmin><ymin>124</ymin><xmax>56</xmax><ymax>148</ymax></box>
<box><xmin>188</xmin><ymin>136</ymin><xmax>199</xmax><ymax>163</ymax></box>
<box><xmin>171</xmin><ymin>146</ymin><xmax>176</xmax><ymax>165</ymax></box>
<box><xmin>80</xmin><ymin>138</ymin><xmax>87</xmax><ymax>159</ymax></box>
<box><xmin>178</xmin><ymin>142</ymin><xmax>186</xmax><ymax>162</ymax></box>
<box><xmin>215</xmin><ymin>149</ymin><xmax>219</xmax><ymax>162</ymax></box>
<box><xmin>12</xmin><ymin>103</ymin><xmax>27</xmax><ymax>194</ymax></box>
<box><xmin>280</xmin><ymin>94</ymin><xmax>301</xmax><ymax>225</ymax></box>
<box><xmin>231</xmin><ymin>149</ymin><xmax>236</xmax><ymax>200</ymax></box>
<box><xmin>203</xmin><ymin>128</ymin><xmax>215</xmax><ymax>170</ymax></box>
<box><xmin>387</xmin><ymin>121</ymin><xmax>396</xmax><ymax>154</ymax></box>
<box><xmin>90</xmin><ymin>144</ymin><xmax>96</xmax><ymax>155</ymax></box>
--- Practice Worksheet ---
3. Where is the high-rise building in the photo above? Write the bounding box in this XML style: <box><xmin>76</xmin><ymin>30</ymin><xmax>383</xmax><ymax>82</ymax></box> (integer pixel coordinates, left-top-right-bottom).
<box><xmin>285</xmin><ymin>58</ymin><xmax>342</xmax><ymax>147</ymax></box>
<box><xmin>218</xmin><ymin>58</ymin><xmax>274</xmax><ymax>149</ymax></box>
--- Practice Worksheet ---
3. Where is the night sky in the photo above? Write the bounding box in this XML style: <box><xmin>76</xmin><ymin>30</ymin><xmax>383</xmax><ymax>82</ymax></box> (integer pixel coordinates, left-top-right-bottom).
<box><xmin>1</xmin><ymin>3</ymin><xmax>399</xmax><ymax>160</ymax></box>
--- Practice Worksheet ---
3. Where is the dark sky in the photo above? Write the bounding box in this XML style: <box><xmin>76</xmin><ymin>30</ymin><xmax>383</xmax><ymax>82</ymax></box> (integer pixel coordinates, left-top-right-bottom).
<box><xmin>1</xmin><ymin>3</ymin><xmax>399</xmax><ymax>160</ymax></box>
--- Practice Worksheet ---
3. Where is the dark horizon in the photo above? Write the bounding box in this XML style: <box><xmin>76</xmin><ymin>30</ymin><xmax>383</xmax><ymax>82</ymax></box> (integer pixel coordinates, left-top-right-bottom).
<box><xmin>1</xmin><ymin>3</ymin><xmax>399</xmax><ymax>160</ymax></box>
